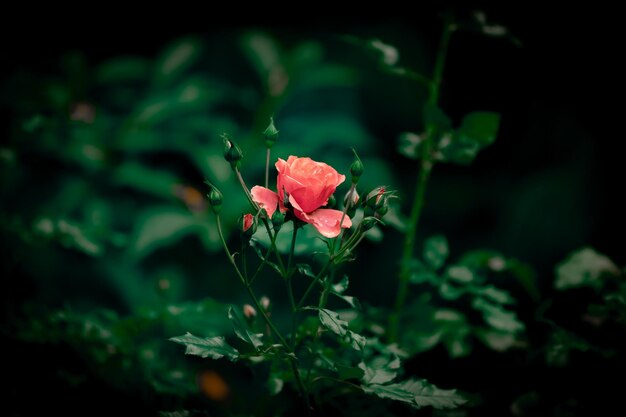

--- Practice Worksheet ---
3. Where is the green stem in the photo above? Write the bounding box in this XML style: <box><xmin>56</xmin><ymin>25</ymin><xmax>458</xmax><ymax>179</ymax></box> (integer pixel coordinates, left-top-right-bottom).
<box><xmin>388</xmin><ymin>18</ymin><xmax>453</xmax><ymax>343</ymax></box>
<box><xmin>305</xmin><ymin>266</ymin><xmax>335</xmax><ymax>387</ymax></box>
<box><xmin>265</xmin><ymin>148</ymin><xmax>270</xmax><ymax>189</ymax></box>
<box><xmin>215</xmin><ymin>215</ymin><xmax>310</xmax><ymax>413</ymax></box>
<box><xmin>286</xmin><ymin>225</ymin><xmax>299</xmax><ymax>348</ymax></box>
<box><xmin>287</xmin><ymin>224</ymin><xmax>299</xmax><ymax>277</ymax></box>
<box><xmin>248</xmin><ymin>232</ymin><xmax>278</xmax><ymax>285</ymax></box>
<box><xmin>296</xmin><ymin>261</ymin><xmax>331</xmax><ymax>310</ymax></box>
<box><xmin>337</xmin><ymin>184</ymin><xmax>356</xmax><ymax>250</ymax></box>
<box><xmin>235</xmin><ymin>167</ymin><xmax>258</xmax><ymax>212</ymax></box>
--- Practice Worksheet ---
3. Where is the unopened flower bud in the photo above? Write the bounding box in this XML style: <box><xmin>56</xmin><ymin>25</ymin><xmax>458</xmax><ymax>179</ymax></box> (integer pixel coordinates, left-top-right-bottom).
<box><xmin>260</xmin><ymin>296</ymin><xmax>271</xmax><ymax>310</ymax></box>
<box><xmin>343</xmin><ymin>188</ymin><xmax>359</xmax><ymax>207</ymax></box>
<box><xmin>239</xmin><ymin>213</ymin><xmax>257</xmax><ymax>238</ymax></box>
<box><xmin>350</xmin><ymin>159</ymin><xmax>364</xmax><ymax>184</ymax></box>
<box><xmin>365</xmin><ymin>187</ymin><xmax>386</xmax><ymax>209</ymax></box>
<box><xmin>223</xmin><ymin>136</ymin><xmax>243</xmax><ymax>169</ymax></box>
<box><xmin>360</xmin><ymin>217</ymin><xmax>378</xmax><ymax>231</ymax></box>
<box><xmin>375</xmin><ymin>196</ymin><xmax>389</xmax><ymax>219</ymax></box>
<box><xmin>206</xmin><ymin>184</ymin><xmax>223</xmax><ymax>214</ymax></box>
<box><xmin>243</xmin><ymin>304</ymin><xmax>257</xmax><ymax>319</ymax></box>
<box><xmin>271</xmin><ymin>210</ymin><xmax>285</xmax><ymax>231</ymax></box>
<box><xmin>262</xmin><ymin>117</ymin><xmax>279</xmax><ymax>148</ymax></box>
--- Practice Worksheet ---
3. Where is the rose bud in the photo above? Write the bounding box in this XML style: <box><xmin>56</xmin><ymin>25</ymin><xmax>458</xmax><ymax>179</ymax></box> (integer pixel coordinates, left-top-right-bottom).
<box><xmin>271</xmin><ymin>210</ymin><xmax>285</xmax><ymax>231</ymax></box>
<box><xmin>350</xmin><ymin>151</ymin><xmax>364</xmax><ymax>184</ymax></box>
<box><xmin>240</xmin><ymin>213</ymin><xmax>257</xmax><ymax>238</ymax></box>
<box><xmin>243</xmin><ymin>304</ymin><xmax>257</xmax><ymax>319</ymax></box>
<box><xmin>263</xmin><ymin>117</ymin><xmax>279</xmax><ymax>148</ymax></box>
<box><xmin>223</xmin><ymin>136</ymin><xmax>243</xmax><ymax>169</ymax></box>
<box><xmin>205</xmin><ymin>183</ymin><xmax>223</xmax><ymax>214</ymax></box>
<box><xmin>360</xmin><ymin>217</ymin><xmax>379</xmax><ymax>231</ymax></box>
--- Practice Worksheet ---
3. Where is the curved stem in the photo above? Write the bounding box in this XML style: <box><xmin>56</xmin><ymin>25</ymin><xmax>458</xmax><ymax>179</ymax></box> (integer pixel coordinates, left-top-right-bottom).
<box><xmin>235</xmin><ymin>167</ymin><xmax>258</xmax><ymax>212</ymax></box>
<box><xmin>388</xmin><ymin>17</ymin><xmax>453</xmax><ymax>343</ymax></box>
<box><xmin>215</xmin><ymin>215</ymin><xmax>310</xmax><ymax>413</ymax></box>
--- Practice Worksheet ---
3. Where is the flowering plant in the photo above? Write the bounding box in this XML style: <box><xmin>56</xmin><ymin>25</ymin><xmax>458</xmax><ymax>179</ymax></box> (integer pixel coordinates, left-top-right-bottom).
<box><xmin>170</xmin><ymin>116</ymin><xmax>466</xmax><ymax>414</ymax></box>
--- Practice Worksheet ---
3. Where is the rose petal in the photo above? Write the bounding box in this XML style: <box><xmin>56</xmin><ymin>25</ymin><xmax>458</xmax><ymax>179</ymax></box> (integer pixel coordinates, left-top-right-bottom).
<box><xmin>294</xmin><ymin>208</ymin><xmax>352</xmax><ymax>238</ymax></box>
<box><xmin>251</xmin><ymin>186</ymin><xmax>279</xmax><ymax>218</ymax></box>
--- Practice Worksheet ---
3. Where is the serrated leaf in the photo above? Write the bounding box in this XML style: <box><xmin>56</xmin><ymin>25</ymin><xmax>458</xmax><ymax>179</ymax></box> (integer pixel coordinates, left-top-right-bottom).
<box><xmin>170</xmin><ymin>332</ymin><xmax>239</xmax><ymax>361</ymax></box>
<box><xmin>349</xmin><ymin>330</ymin><xmax>367</xmax><ymax>351</ymax></box>
<box><xmin>423</xmin><ymin>235</ymin><xmax>449</xmax><ymax>270</ymax></box>
<box><xmin>459</xmin><ymin>111</ymin><xmax>500</xmax><ymax>146</ymax></box>
<box><xmin>227</xmin><ymin>307</ymin><xmax>264</xmax><ymax>350</ymax></box>
<box><xmin>359</xmin><ymin>356</ymin><xmax>400</xmax><ymax>384</ymax></box>
<box><xmin>362</xmin><ymin>379</ymin><xmax>466</xmax><ymax>410</ymax></box>
<box><xmin>555</xmin><ymin>247</ymin><xmax>619</xmax><ymax>290</ymax></box>
<box><xmin>318</xmin><ymin>308</ymin><xmax>348</xmax><ymax>337</ymax></box>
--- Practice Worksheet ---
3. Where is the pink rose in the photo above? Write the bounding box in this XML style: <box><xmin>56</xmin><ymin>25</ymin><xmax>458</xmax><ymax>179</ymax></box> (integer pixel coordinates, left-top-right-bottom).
<box><xmin>251</xmin><ymin>156</ymin><xmax>352</xmax><ymax>238</ymax></box>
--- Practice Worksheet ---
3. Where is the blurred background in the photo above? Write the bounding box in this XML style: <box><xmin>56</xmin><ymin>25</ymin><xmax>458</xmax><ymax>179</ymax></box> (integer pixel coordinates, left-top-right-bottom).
<box><xmin>1</xmin><ymin>6</ymin><xmax>622</xmax><ymax>417</ymax></box>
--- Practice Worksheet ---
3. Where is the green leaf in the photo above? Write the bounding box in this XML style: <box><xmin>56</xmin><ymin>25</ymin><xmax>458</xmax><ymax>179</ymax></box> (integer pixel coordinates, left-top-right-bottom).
<box><xmin>227</xmin><ymin>307</ymin><xmax>264</xmax><ymax>350</ymax></box>
<box><xmin>332</xmin><ymin>293</ymin><xmax>362</xmax><ymax>309</ymax></box>
<box><xmin>404</xmin><ymin>259</ymin><xmax>439</xmax><ymax>285</ymax></box>
<box><xmin>438</xmin><ymin>133</ymin><xmax>481</xmax><ymax>165</ymax></box>
<box><xmin>332</xmin><ymin>275</ymin><xmax>349</xmax><ymax>294</ymax></box>
<box><xmin>445</xmin><ymin>265</ymin><xmax>474</xmax><ymax>283</ymax></box>
<box><xmin>336</xmin><ymin>364</ymin><xmax>365</xmax><ymax>380</ymax></box>
<box><xmin>170</xmin><ymin>332</ymin><xmax>239</xmax><ymax>361</ymax></box>
<box><xmin>472</xmin><ymin>298</ymin><xmax>524</xmax><ymax>333</ymax></box>
<box><xmin>318</xmin><ymin>308</ymin><xmax>348</xmax><ymax>337</ymax></box>
<box><xmin>471</xmin><ymin>285</ymin><xmax>514</xmax><ymax>305</ymax></box>
<box><xmin>423</xmin><ymin>234</ymin><xmax>449</xmax><ymax>270</ymax></box>
<box><xmin>330</xmin><ymin>275</ymin><xmax>361</xmax><ymax>308</ymax></box>
<box><xmin>477</xmin><ymin>328</ymin><xmax>518</xmax><ymax>352</ymax></box>
<box><xmin>154</xmin><ymin>37</ymin><xmax>202</xmax><ymax>85</ymax></box>
<box><xmin>555</xmin><ymin>247</ymin><xmax>619</xmax><ymax>290</ymax></box>
<box><xmin>439</xmin><ymin>282</ymin><xmax>466</xmax><ymax>300</ymax></box>
<box><xmin>362</xmin><ymin>379</ymin><xmax>466</xmax><ymax>410</ymax></box>
<box><xmin>267</xmin><ymin>377</ymin><xmax>284</xmax><ymax>395</ymax></box>
<box><xmin>397</xmin><ymin>132</ymin><xmax>424</xmax><ymax>160</ymax></box>
<box><xmin>113</xmin><ymin>162</ymin><xmax>181</xmax><ymax>198</ymax></box>
<box><xmin>349</xmin><ymin>330</ymin><xmax>367</xmax><ymax>351</ymax></box>
<box><xmin>423</xmin><ymin>104</ymin><xmax>452</xmax><ymax>132</ymax></box>
<box><xmin>297</xmin><ymin>263</ymin><xmax>316</xmax><ymax>279</ymax></box>
<box><xmin>359</xmin><ymin>356</ymin><xmax>400</xmax><ymax>384</ymax></box>
<box><xmin>130</xmin><ymin>207</ymin><xmax>218</xmax><ymax>258</ymax></box>
<box><xmin>314</xmin><ymin>308</ymin><xmax>365</xmax><ymax>350</ymax></box>
<box><xmin>459</xmin><ymin>111</ymin><xmax>501</xmax><ymax>146</ymax></box>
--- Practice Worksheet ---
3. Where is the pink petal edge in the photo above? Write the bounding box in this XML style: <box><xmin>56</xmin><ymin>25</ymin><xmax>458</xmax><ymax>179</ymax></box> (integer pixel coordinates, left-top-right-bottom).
<box><xmin>250</xmin><ymin>186</ymin><xmax>279</xmax><ymax>218</ymax></box>
<box><xmin>294</xmin><ymin>208</ymin><xmax>352</xmax><ymax>238</ymax></box>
